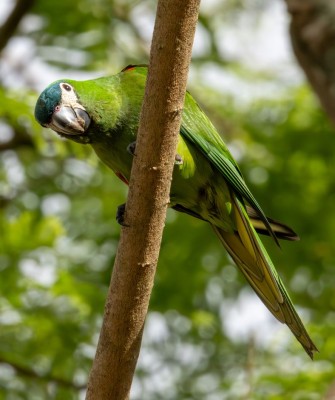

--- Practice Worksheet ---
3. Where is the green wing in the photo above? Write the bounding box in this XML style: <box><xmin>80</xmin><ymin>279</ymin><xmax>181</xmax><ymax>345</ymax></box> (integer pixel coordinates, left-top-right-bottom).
<box><xmin>181</xmin><ymin>92</ymin><xmax>279</xmax><ymax>246</ymax></box>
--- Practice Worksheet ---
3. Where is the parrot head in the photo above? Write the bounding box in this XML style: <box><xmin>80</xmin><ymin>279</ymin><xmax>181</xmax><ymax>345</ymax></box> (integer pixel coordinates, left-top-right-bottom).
<box><xmin>34</xmin><ymin>81</ymin><xmax>91</xmax><ymax>142</ymax></box>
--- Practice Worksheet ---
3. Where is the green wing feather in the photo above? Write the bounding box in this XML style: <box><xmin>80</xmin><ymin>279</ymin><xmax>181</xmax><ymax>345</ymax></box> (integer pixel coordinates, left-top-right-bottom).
<box><xmin>180</xmin><ymin>94</ymin><xmax>279</xmax><ymax>246</ymax></box>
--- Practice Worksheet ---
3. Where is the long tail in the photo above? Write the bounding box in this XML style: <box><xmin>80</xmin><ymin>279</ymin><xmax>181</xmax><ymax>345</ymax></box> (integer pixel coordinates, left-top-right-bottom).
<box><xmin>212</xmin><ymin>194</ymin><xmax>318</xmax><ymax>359</ymax></box>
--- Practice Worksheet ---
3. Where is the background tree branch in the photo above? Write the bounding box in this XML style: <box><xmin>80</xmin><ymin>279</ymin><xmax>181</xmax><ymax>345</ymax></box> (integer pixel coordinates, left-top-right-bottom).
<box><xmin>0</xmin><ymin>357</ymin><xmax>84</xmax><ymax>390</ymax></box>
<box><xmin>0</xmin><ymin>129</ymin><xmax>33</xmax><ymax>151</ymax></box>
<box><xmin>285</xmin><ymin>0</ymin><xmax>335</xmax><ymax>125</ymax></box>
<box><xmin>85</xmin><ymin>1</ymin><xmax>200</xmax><ymax>399</ymax></box>
<box><xmin>0</xmin><ymin>0</ymin><xmax>35</xmax><ymax>54</ymax></box>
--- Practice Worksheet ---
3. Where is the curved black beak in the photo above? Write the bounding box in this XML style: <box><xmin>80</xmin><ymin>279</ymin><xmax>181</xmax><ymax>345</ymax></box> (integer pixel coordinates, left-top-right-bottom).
<box><xmin>49</xmin><ymin>106</ymin><xmax>91</xmax><ymax>135</ymax></box>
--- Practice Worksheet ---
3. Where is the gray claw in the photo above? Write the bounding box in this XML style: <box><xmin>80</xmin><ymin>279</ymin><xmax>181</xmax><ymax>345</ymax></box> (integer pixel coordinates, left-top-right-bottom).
<box><xmin>175</xmin><ymin>153</ymin><xmax>183</xmax><ymax>165</ymax></box>
<box><xmin>116</xmin><ymin>203</ymin><xmax>129</xmax><ymax>227</ymax></box>
<box><xmin>127</xmin><ymin>141</ymin><xmax>136</xmax><ymax>156</ymax></box>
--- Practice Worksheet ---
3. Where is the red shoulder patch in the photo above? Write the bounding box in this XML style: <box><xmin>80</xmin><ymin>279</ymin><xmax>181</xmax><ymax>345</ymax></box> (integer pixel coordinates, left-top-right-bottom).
<box><xmin>115</xmin><ymin>171</ymin><xmax>129</xmax><ymax>185</ymax></box>
<box><xmin>121</xmin><ymin>65</ymin><xmax>136</xmax><ymax>72</ymax></box>
<box><xmin>121</xmin><ymin>64</ymin><xmax>148</xmax><ymax>73</ymax></box>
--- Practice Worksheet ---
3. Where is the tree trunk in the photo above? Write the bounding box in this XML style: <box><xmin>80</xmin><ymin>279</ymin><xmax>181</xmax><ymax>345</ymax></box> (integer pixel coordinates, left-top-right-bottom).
<box><xmin>85</xmin><ymin>1</ymin><xmax>200</xmax><ymax>399</ymax></box>
<box><xmin>285</xmin><ymin>0</ymin><xmax>335</xmax><ymax>125</ymax></box>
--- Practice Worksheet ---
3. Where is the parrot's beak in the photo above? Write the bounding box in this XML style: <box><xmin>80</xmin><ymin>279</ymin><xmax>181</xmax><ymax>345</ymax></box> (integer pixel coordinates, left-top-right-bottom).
<box><xmin>49</xmin><ymin>105</ymin><xmax>91</xmax><ymax>136</ymax></box>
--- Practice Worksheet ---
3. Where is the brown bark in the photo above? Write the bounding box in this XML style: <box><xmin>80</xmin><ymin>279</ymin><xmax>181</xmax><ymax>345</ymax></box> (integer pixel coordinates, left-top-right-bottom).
<box><xmin>325</xmin><ymin>380</ymin><xmax>335</xmax><ymax>400</ymax></box>
<box><xmin>285</xmin><ymin>0</ymin><xmax>335</xmax><ymax>125</ymax></box>
<box><xmin>85</xmin><ymin>1</ymin><xmax>200</xmax><ymax>399</ymax></box>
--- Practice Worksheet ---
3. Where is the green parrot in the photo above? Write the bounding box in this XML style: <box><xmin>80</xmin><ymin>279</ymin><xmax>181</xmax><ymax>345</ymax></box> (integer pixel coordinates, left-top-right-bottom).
<box><xmin>34</xmin><ymin>65</ymin><xmax>318</xmax><ymax>358</ymax></box>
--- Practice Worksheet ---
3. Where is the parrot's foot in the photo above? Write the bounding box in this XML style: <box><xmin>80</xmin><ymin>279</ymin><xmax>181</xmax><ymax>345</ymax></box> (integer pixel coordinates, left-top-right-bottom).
<box><xmin>127</xmin><ymin>141</ymin><xmax>137</xmax><ymax>156</ymax></box>
<box><xmin>116</xmin><ymin>203</ymin><xmax>129</xmax><ymax>227</ymax></box>
<box><xmin>174</xmin><ymin>153</ymin><xmax>183</xmax><ymax>165</ymax></box>
<box><xmin>127</xmin><ymin>140</ymin><xmax>183</xmax><ymax>165</ymax></box>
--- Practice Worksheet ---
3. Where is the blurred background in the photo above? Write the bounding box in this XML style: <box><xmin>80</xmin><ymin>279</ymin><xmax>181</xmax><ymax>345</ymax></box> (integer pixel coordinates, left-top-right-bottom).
<box><xmin>0</xmin><ymin>0</ymin><xmax>334</xmax><ymax>399</ymax></box>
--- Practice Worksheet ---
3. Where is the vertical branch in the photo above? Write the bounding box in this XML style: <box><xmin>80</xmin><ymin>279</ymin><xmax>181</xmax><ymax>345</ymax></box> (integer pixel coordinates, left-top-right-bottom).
<box><xmin>86</xmin><ymin>1</ymin><xmax>201</xmax><ymax>399</ymax></box>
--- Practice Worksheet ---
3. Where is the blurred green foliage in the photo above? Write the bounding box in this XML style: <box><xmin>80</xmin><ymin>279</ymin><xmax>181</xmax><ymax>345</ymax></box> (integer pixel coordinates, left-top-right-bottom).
<box><xmin>0</xmin><ymin>0</ymin><xmax>335</xmax><ymax>399</ymax></box>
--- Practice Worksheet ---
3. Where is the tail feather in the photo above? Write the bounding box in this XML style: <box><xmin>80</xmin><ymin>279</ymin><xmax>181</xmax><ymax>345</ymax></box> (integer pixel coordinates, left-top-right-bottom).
<box><xmin>246</xmin><ymin>205</ymin><xmax>300</xmax><ymax>241</ymax></box>
<box><xmin>213</xmin><ymin>193</ymin><xmax>318</xmax><ymax>359</ymax></box>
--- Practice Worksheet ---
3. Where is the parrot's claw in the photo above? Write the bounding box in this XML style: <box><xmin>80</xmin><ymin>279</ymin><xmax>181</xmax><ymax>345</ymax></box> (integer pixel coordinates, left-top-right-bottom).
<box><xmin>127</xmin><ymin>141</ymin><xmax>182</xmax><ymax>165</ymax></box>
<box><xmin>116</xmin><ymin>203</ymin><xmax>129</xmax><ymax>227</ymax></box>
<box><xmin>175</xmin><ymin>153</ymin><xmax>183</xmax><ymax>165</ymax></box>
<box><xmin>127</xmin><ymin>141</ymin><xmax>136</xmax><ymax>156</ymax></box>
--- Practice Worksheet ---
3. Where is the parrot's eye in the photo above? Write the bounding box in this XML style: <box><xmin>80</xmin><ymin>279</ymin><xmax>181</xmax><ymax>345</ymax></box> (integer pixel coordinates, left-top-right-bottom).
<box><xmin>62</xmin><ymin>83</ymin><xmax>72</xmax><ymax>92</ymax></box>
